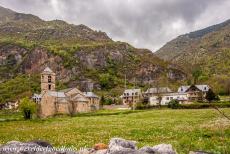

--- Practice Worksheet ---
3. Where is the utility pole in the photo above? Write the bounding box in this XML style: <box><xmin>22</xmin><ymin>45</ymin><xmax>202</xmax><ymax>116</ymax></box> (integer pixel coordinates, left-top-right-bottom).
<box><xmin>133</xmin><ymin>78</ymin><xmax>136</xmax><ymax>111</ymax></box>
<box><xmin>134</xmin><ymin>77</ymin><xmax>136</xmax><ymax>89</ymax></box>
<box><xmin>125</xmin><ymin>74</ymin><xmax>127</xmax><ymax>90</ymax></box>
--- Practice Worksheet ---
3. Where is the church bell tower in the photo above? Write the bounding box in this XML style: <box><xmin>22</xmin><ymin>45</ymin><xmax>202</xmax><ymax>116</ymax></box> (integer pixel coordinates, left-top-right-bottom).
<box><xmin>41</xmin><ymin>67</ymin><xmax>56</xmax><ymax>92</ymax></box>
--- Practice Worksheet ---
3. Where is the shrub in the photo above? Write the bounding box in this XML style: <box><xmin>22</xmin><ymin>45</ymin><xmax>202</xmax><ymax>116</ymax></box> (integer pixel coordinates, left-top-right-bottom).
<box><xmin>19</xmin><ymin>97</ymin><xmax>37</xmax><ymax>120</ymax></box>
<box><xmin>99</xmin><ymin>73</ymin><xmax>116</xmax><ymax>90</ymax></box>
<box><xmin>168</xmin><ymin>99</ymin><xmax>180</xmax><ymax>109</ymax></box>
<box><xmin>206</xmin><ymin>89</ymin><xmax>219</xmax><ymax>102</ymax></box>
<box><xmin>179</xmin><ymin>102</ymin><xmax>230</xmax><ymax>109</ymax></box>
<box><xmin>135</xmin><ymin>102</ymin><xmax>146</xmax><ymax>110</ymax></box>
<box><xmin>104</xmin><ymin>98</ymin><xmax>113</xmax><ymax>105</ymax></box>
<box><xmin>100</xmin><ymin>95</ymin><xmax>106</xmax><ymax>107</ymax></box>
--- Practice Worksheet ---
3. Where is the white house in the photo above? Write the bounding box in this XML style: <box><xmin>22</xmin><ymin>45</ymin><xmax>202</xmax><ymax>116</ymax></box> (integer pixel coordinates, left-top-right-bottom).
<box><xmin>32</xmin><ymin>93</ymin><xmax>42</xmax><ymax>103</ymax></box>
<box><xmin>4</xmin><ymin>101</ymin><xmax>19</xmax><ymax>110</ymax></box>
<box><xmin>178</xmin><ymin>85</ymin><xmax>210</xmax><ymax>93</ymax></box>
<box><xmin>144</xmin><ymin>87</ymin><xmax>173</xmax><ymax>97</ymax></box>
<box><xmin>149</xmin><ymin>92</ymin><xmax>188</xmax><ymax>106</ymax></box>
<box><xmin>178</xmin><ymin>85</ymin><xmax>210</xmax><ymax>102</ymax></box>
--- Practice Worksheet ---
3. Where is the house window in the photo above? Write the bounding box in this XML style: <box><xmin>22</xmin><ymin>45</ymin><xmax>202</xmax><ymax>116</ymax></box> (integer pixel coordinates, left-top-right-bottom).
<box><xmin>167</xmin><ymin>97</ymin><xmax>169</xmax><ymax>100</ymax></box>
<box><xmin>48</xmin><ymin>84</ymin><xmax>51</xmax><ymax>90</ymax></box>
<box><xmin>48</xmin><ymin>76</ymin><xmax>52</xmax><ymax>83</ymax></box>
<box><xmin>135</xmin><ymin>92</ymin><xmax>138</xmax><ymax>95</ymax></box>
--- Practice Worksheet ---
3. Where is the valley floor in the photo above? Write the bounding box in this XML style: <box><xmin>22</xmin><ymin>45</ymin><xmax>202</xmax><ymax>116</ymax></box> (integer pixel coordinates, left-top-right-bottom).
<box><xmin>0</xmin><ymin>109</ymin><xmax>230</xmax><ymax>154</ymax></box>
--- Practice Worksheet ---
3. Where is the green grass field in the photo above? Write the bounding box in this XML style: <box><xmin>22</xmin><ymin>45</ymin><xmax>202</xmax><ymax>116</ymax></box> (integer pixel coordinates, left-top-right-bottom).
<box><xmin>0</xmin><ymin>109</ymin><xmax>230</xmax><ymax>154</ymax></box>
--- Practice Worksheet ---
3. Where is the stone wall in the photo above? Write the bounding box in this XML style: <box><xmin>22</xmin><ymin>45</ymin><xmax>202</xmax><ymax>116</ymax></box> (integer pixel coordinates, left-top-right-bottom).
<box><xmin>57</xmin><ymin>102</ymin><xmax>70</xmax><ymax>114</ymax></box>
<box><xmin>0</xmin><ymin>138</ymin><xmax>210</xmax><ymax>154</ymax></box>
<box><xmin>39</xmin><ymin>94</ymin><xmax>56</xmax><ymax>118</ymax></box>
<box><xmin>75</xmin><ymin>102</ymin><xmax>91</xmax><ymax>113</ymax></box>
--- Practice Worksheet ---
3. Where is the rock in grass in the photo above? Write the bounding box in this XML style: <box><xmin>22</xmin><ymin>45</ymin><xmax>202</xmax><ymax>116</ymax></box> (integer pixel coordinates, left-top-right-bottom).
<box><xmin>107</xmin><ymin>138</ymin><xmax>140</xmax><ymax>154</ymax></box>
<box><xmin>0</xmin><ymin>140</ymin><xmax>77</xmax><ymax>154</ymax></box>
<box><xmin>139</xmin><ymin>144</ymin><xmax>177</xmax><ymax>154</ymax></box>
<box><xmin>27</xmin><ymin>140</ymin><xmax>53</xmax><ymax>148</ymax></box>
<box><xmin>93</xmin><ymin>143</ymin><xmax>108</xmax><ymax>150</ymax></box>
<box><xmin>79</xmin><ymin>148</ymin><xmax>107</xmax><ymax>154</ymax></box>
<box><xmin>151</xmin><ymin>144</ymin><xmax>176</xmax><ymax>154</ymax></box>
<box><xmin>0</xmin><ymin>138</ymin><xmax>179</xmax><ymax>154</ymax></box>
<box><xmin>189</xmin><ymin>151</ymin><xmax>212</xmax><ymax>154</ymax></box>
<box><xmin>94</xmin><ymin>149</ymin><xmax>107</xmax><ymax>154</ymax></box>
<box><xmin>108</xmin><ymin>138</ymin><xmax>137</xmax><ymax>150</ymax></box>
<box><xmin>138</xmin><ymin>146</ymin><xmax>156</xmax><ymax>153</ymax></box>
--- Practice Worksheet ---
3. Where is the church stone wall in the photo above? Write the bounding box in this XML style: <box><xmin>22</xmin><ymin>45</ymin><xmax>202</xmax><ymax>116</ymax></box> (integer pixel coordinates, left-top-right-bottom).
<box><xmin>57</xmin><ymin>103</ymin><xmax>70</xmax><ymax>115</ymax></box>
<box><xmin>39</xmin><ymin>93</ymin><xmax>56</xmax><ymax>118</ymax></box>
<box><xmin>75</xmin><ymin>102</ymin><xmax>91</xmax><ymax>113</ymax></box>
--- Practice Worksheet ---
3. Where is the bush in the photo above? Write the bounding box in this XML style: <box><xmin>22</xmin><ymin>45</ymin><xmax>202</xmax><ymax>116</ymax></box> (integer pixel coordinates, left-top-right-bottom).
<box><xmin>168</xmin><ymin>99</ymin><xmax>180</xmax><ymax>109</ymax></box>
<box><xmin>179</xmin><ymin>102</ymin><xmax>230</xmax><ymax>109</ymax></box>
<box><xmin>19</xmin><ymin>97</ymin><xmax>37</xmax><ymax>120</ymax></box>
<box><xmin>99</xmin><ymin>73</ymin><xmax>116</xmax><ymax>90</ymax></box>
<box><xmin>104</xmin><ymin>98</ymin><xmax>113</xmax><ymax>105</ymax></box>
<box><xmin>135</xmin><ymin>102</ymin><xmax>146</xmax><ymax>110</ymax></box>
<box><xmin>0</xmin><ymin>75</ymin><xmax>40</xmax><ymax>104</ymax></box>
<box><xmin>206</xmin><ymin>89</ymin><xmax>219</xmax><ymax>102</ymax></box>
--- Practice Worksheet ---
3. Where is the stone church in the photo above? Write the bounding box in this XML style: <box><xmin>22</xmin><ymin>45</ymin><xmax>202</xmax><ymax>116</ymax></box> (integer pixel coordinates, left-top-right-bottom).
<box><xmin>33</xmin><ymin>67</ymin><xmax>100</xmax><ymax>118</ymax></box>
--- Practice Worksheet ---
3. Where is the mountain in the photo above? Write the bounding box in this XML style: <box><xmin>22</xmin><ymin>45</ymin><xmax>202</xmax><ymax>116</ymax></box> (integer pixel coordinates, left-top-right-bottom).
<box><xmin>156</xmin><ymin>19</ymin><xmax>230</xmax><ymax>94</ymax></box>
<box><xmin>0</xmin><ymin>6</ymin><xmax>186</xmax><ymax>103</ymax></box>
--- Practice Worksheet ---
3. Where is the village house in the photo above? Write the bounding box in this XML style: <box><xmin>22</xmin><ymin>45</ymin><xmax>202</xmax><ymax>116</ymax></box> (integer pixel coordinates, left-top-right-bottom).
<box><xmin>32</xmin><ymin>93</ymin><xmax>42</xmax><ymax>103</ymax></box>
<box><xmin>145</xmin><ymin>87</ymin><xmax>189</xmax><ymax>105</ymax></box>
<box><xmin>1</xmin><ymin>101</ymin><xmax>19</xmax><ymax>110</ymax></box>
<box><xmin>148</xmin><ymin>92</ymin><xmax>188</xmax><ymax>105</ymax></box>
<box><xmin>178</xmin><ymin>85</ymin><xmax>210</xmax><ymax>102</ymax></box>
<box><xmin>144</xmin><ymin>87</ymin><xmax>173</xmax><ymax>97</ymax></box>
<box><xmin>33</xmin><ymin>67</ymin><xmax>100</xmax><ymax>118</ymax></box>
<box><xmin>122</xmin><ymin>89</ymin><xmax>142</xmax><ymax>106</ymax></box>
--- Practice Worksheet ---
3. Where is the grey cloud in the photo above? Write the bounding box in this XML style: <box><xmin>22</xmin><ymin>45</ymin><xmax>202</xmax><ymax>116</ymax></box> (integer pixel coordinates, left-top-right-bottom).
<box><xmin>0</xmin><ymin>0</ymin><xmax>229</xmax><ymax>51</ymax></box>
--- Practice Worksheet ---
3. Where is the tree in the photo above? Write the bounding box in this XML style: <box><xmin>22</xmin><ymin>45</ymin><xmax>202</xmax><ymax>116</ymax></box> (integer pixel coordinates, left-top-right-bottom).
<box><xmin>224</xmin><ymin>79</ymin><xmax>230</xmax><ymax>97</ymax></box>
<box><xmin>99</xmin><ymin>73</ymin><xmax>115</xmax><ymax>90</ymax></box>
<box><xmin>205</xmin><ymin>89</ymin><xmax>218</xmax><ymax>103</ymax></box>
<box><xmin>192</xmin><ymin>67</ymin><xmax>202</xmax><ymax>84</ymax></box>
<box><xmin>168</xmin><ymin>99</ymin><xmax>180</xmax><ymax>109</ymax></box>
<box><xmin>100</xmin><ymin>95</ymin><xmax>106</xmax><ymax>107</ymax></box>
<box><xmin>19</xmin><ymin>97</ymin><xmax>37</xmax><ymax>120</ymax></box>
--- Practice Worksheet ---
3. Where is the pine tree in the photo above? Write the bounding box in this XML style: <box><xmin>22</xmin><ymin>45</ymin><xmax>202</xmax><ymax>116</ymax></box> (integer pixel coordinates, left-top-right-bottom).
<box><xmin>205</xmin><ymin>89</ymin><xmax>217</xmax><ymax>103</ymax></box>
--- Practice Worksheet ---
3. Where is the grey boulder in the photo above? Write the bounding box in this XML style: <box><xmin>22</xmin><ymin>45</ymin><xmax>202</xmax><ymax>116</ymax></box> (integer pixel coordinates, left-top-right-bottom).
<box><xmin>0</xmin><ymin>140</ymin><xmax>77</xmax><ymax>154</ymax></box>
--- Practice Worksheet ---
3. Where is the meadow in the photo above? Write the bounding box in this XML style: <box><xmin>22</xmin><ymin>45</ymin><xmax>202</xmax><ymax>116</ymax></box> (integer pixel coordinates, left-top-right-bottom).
<box><xmin>0</xmin><ymin>109</ymin><xmax>230</xmax><ymax>154</ymax></box>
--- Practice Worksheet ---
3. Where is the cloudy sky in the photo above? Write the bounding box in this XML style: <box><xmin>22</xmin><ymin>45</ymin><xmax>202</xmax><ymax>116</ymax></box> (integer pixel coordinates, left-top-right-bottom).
<box><xmin>0</xmin><ymin>0</ymin><xmax>230</xmax><ymax>52</ymax></box>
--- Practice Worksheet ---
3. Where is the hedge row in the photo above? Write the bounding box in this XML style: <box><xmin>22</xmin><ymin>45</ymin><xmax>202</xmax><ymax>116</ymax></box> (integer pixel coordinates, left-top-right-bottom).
<box><xmin>136</xmin><ymin>102</ymin><xmax>230</xmax><ymax>110</ymax></box>
<box><xmin>179</xmin><ymin>102</ymin><xmax>230</xmax><ymax>109</ymax></box>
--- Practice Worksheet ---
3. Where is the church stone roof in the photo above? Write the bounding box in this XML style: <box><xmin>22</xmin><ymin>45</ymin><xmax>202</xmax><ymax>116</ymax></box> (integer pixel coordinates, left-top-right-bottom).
<box><xmin>47</xmin><ymin>91</ymin><xmax>66</xmax><ymax>98</ymax></box>
<box><xmin>59</xmin><ymin>88</ymin><xmax>75</xmax><ymax>93</ymax></box>
<box><xmin>42</xmin><ymin>67</ymin><xmax>54</xmax><ymax>74</ymax></box>
<box><xmin>83</xmin><ymin>92</ymin><xmax>99</xmax><ymax>98</ymax></box>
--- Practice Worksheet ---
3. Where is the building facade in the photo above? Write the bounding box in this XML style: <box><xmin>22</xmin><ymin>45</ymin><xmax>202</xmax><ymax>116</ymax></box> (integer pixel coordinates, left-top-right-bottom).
<box><xmin>34</xmin><ymin>67</ymin><xmax>100</xmax><ymax>118</ymax></box>
<box><xmin>178</xmin><ymin>85</ymin><xmax>210</xmax><ymax>102</ymax></box>
<box><xmin>149</xmin><ymin>92</ymin><xmax>188</xmax><ymax>106</ymax></box>
<box><xmin>144</xmin><ymin>87</ymin><xmax>188</xmax><ymax>105</ymax></box>
<box><xmin>122</xmin><ymin>89</ymin><xmax>142</xmax><ymax>107</ymax></box>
